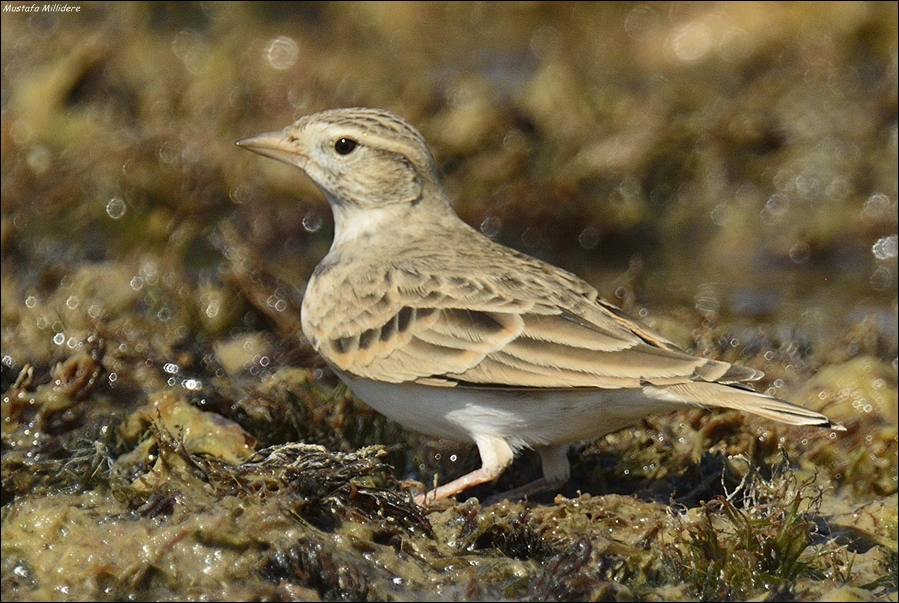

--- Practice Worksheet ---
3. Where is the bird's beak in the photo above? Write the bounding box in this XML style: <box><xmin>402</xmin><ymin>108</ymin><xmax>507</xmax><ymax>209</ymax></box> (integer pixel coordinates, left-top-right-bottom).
<box><xmin>236</xmin><ymin>129</ymin><xmax>305</xmax><ymax>168</ymax></box>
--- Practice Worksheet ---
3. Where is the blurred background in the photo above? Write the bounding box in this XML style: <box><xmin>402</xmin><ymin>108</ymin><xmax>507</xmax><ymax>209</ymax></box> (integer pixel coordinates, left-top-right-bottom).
<box><xmin>1</xmin><ymin>3</ymin><xmax>897</xmax><ymax>601</ymax></box>
<box><xmin>2</xmin><ymin>3</ymin><xmax>896</xmax><ymax>363</ymax></box>
<box><xmin>2</xmin><ymin>2</ymin><xmax>897</xmax><ymax>362</ymax></box>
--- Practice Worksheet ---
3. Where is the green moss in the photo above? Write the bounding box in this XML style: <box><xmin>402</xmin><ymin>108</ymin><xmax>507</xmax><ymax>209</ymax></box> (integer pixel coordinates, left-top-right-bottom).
<box><xmin>668</xmin><ymin>454</ymin><xmax>839</xmax><ymax>601</ymax></box>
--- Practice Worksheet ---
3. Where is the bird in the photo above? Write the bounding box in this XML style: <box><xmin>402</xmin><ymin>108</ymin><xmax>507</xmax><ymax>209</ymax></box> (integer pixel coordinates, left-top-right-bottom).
<box><xmin>237</xmin><ymin>107</ymin><xmax>841</xmax><ymax>504</ymax></box>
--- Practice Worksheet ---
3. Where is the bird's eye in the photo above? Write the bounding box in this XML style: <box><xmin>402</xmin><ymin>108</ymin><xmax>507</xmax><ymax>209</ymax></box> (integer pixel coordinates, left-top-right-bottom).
<box><xmin>334</xmin><ymin>138</ymin><xmax>358</xmax><ymax>155</ymax></box>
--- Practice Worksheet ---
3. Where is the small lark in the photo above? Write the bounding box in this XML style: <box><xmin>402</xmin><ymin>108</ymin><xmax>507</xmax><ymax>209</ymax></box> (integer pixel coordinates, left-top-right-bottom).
<box><xmin>238</xmin><ymin>107</ymin><xmax>840</xmax><ymax>504</ymax></box>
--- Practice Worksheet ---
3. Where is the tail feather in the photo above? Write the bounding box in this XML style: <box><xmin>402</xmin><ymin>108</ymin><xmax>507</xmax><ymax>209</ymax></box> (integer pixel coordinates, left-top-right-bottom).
<box><xmin>643</xmin><ymin>382</ymin><xmax>844</xmax><ymax>430</ymax></box>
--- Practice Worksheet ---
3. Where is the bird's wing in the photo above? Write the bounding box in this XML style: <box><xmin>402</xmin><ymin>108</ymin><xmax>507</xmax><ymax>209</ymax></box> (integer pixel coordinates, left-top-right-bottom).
<box><xmin>307</xmin><ymin>261</ymin><xmax>740</xmax><ymax>389</ymax></box>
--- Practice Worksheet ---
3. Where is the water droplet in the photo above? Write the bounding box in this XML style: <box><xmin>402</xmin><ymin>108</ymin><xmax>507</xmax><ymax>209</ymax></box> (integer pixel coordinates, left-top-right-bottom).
<box><xmin>872</xmin><ymin>235</ymin><xmax>897</xmax><ymax>260</ymax></box>
<box><xmin>230</xmin><ymin>184</ymin><xmax>253</xmax><ymax>205</ymax></box>
<box><xmin>265</xmin><ymin>36</ymin><xmax>299</xmax><ymax>70</ymax></box>
<box><xmin>302</xmin><ymin>212</ymin><xmax>323</xmax><ymax>232</ymax></box>
<box><xmin>862</xmin><ymin>192</ymin><xmax>890</xmax><ymax>218</ymax></box>
<box><xmin>824</xmin><ymin>176</ymin><xmax>851</xmax><ymax>201</ymax></box>
<box><xmin>171</xmin><ymin>29</ymin><xmax>209</xmax><ymax>74</ymax></box>
<box><xmin>578</xmin><ymin>227</ymin><xmax>600</xmax><ymax>250</ymax></box>
<box><xmin>205</xmin><ymin>298</ymin><xmax>220</xmax><ymax>318</ymax></box>
<box><xmin>106</xmin><ymin>197</ymin><xmax>126</xmax><ymax>219</ymax></box>
<box><xmin>671</xmin><ymin>23</ymin><xmax>713</xmax><ymax>63</ymax></box>
<box><xmin>618</xmin><ymin>176</ymin><xmax>641</xmax><ymax>197</ymax></box>
<box><xmin>521</xmin><ymin>228</ymin><xmax>542</xmax><ymax>250</ymax></box>
<box><xmin>695</xmin><ymin>283</ymin><xmax>721</xmax><ymax>318</ymax></box>
<box><xmin>502</xmin><ymin>129</ymin><xmax>527</xmax><ymax>153</ymax></box>
<box><xmin>710</xmin><ymin>203</ymin><xmax>732</xmax><ymax>226</ymax></box>
<box><xmin>869</xmin><ymin>267</ymin><xmax>893</xmax><ymax>291</ymax></box>
<box><xmin>765</xmin><ymin>193</ymin><xmax>789</xmax><ymax>215</ymax></box>
<box><xmin>141</xmin><ymin>261</ymin><xmax>159</xmax><ymax>283</ymax></box>
<box><xmin>789</xmin><ymin>242</ymin><xmax>811</xmax><ymax>264</ymax></box>
<box><xmin>26</xmin><ymin>146</ymin><xmax>52</xmax><ymax>174</ymax></box>
<box><xmin>772</xmin><ymin>169</ymin><xmax>795</xmax><ymax>192</ymax></box>
<box><xmin>624</xmin><ymin>5</ymin><xmax>659</xmax><ymax>40</ymax></box>
<box><xmin>480</xmin><ymin>216</ymin><xmax>501</xmax><ymax>238</ymax></box>
<box><xmin>795</xmin><ymin>173</ymin><xmax>819</xmax><ymax>199</ymax></box>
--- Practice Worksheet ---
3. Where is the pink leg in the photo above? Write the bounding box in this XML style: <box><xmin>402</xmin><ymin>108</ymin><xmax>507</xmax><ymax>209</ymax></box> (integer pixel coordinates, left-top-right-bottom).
<box><xmin>415</xmin><ymin>434</ymin><xmax>514</xmax><ymax>505</ymax></box>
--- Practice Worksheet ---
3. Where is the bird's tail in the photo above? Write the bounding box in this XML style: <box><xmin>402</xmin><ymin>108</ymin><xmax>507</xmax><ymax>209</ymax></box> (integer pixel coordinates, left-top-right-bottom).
<box><xmin>643</xmin><ymin>382</ymin><xmax>844</xmax><ymax>430</ymax></box>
